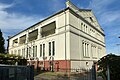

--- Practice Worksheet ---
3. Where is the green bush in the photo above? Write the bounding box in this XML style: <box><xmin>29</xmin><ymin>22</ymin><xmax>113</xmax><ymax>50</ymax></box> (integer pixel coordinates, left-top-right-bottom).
<box><xmin>0</xmin><ymin>53</ymin><xmax>27</xmax><ymax>65</ymax></box>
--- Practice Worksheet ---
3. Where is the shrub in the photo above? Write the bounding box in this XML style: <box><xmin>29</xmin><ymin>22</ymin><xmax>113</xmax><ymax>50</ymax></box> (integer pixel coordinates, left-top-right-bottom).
<box><xmin>0</xmin><ymin>53</ymin><xmax>27</xmax><ymax>65</ymax></box>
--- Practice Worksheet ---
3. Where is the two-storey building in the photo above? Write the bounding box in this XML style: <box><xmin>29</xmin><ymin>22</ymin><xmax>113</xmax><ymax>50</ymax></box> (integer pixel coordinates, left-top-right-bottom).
<box><xmin>8</xmin><ymin>1</ymin><xmax>106</xmax><ymax>71</ymax></box>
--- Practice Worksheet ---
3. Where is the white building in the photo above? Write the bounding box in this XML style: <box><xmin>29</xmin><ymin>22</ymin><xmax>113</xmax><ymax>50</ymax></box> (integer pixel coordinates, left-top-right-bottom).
<box><xmin>8</xmin><ymin>1</ymin><xmax>106</xmax><ymax>71</ymax></box>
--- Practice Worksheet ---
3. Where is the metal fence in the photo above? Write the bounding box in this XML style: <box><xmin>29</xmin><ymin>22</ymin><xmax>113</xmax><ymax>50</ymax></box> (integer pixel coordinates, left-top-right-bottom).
<box><xmin>35</xmin><ymin>65</ymin><xmax>96</xmax><ymax>80</ymax></box>
<box><xmin>0</xmin><ymin>65</ymin><xmax>34</xmax><ymax>80</ymax></box>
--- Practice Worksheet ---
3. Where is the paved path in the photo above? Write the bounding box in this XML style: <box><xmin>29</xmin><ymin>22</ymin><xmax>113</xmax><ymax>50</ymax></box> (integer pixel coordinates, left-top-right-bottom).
<box><xmin>97</xmin><ymin>77</ymin><xmax>103</xmax><ymax>80</ymax></box>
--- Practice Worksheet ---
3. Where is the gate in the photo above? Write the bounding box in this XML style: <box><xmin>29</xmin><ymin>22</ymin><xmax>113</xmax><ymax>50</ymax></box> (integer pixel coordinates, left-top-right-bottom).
<box><xmin>0</xmin><ymin>65</ymin><xmax>34</xmax><ymax>80</ymax></box>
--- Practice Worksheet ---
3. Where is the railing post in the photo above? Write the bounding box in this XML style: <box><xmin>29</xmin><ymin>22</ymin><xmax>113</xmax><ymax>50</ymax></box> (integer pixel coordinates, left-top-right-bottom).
<box><xmin>92</xmin><ymin>64</ymin><xmax>96</xmax><ymax>80</ymax></box>
<box><xmin>30</xmin><ymin>65</ymin><xmax>34</xmax><ymax>80</ymax></box>
<box><xmin>14</xmin><ymin>66</ymin><xmax>17</xmax><ymax>80</ymax></box>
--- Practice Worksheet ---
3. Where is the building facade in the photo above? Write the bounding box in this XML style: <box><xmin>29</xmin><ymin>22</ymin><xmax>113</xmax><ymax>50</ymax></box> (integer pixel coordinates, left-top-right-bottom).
<box><xmin>8</xmin><ymin>1</ymin><xmax>106</xmax><ymax>71</ymax></box>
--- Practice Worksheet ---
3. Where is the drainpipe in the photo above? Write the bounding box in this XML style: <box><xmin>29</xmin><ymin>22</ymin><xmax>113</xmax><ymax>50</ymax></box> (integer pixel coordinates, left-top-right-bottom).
<box><xmin>64</xmin><ymin>10</ymin><xmax>67</xmax><ymax>73</ymax></box>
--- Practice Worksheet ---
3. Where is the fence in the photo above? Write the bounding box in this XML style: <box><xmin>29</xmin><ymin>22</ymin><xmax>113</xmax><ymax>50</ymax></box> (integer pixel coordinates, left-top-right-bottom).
<box><xmin>35</xmin><ymin>65</ymin><xmax>96</xmax><ymax>80</ymax></box>
<box><xmin>0</xmin><ymin>65</ymin><xmax>34</xmax><ymax>80</ymax></box>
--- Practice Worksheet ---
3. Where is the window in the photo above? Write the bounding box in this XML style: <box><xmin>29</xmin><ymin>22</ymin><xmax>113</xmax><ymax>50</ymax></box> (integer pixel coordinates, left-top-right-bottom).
<box><xmin>11</xmin><ymin>50</ymin><xmax>13</xmax><ymax>54</ymax></box>
<box><xmin>91</xmin><ymin>45</ymin><xmax>97</xmax><ymax>58</ymax></box>
<box><xmin>84</xmin><ymin>24</ymin><xmax>85</xmax><ymax>31</ymax></box>
<box><xmin>86</xmin><ymin>26</ymin><xmax>88</xmax><ymax>33</ymax></box>
<box><xmin>33</xmin><ymin>46</ymin><xmax>37</xmax><ymax>57</ymax></box>
<box><xmin>82</xmin><ymin>42</ymin><xmax>85</xmax><ymax>56</ymax></box>
<box><xmin>18</xmin><ymin>49</ymin><xmax>21</xmax><ymax>56</ymax></box>
<box><xmin>41</xmin><ymin>22</ymin><xmax>56</xmax><ymax>37</ymax></box>
<box><xmin>40</xmin><ymin>44</ymin><xmax>42</xmax><ymax>57</ymax></box>
<box><xmin>14</xmin><ymin>50</ymin><xmax>17</xmax><ymax>54</ymax></box>
<box><xmin>49</xmin><ymin>42</ymin><xmax>51</xmax><ymax>56</ymax></box>
<box><xmin>81</xmin><ymin>23</ymin><xmax>83</xmax><ymax>30</ymax></box>
<box><xmin>43</xmin><ymin>44</ymin><xmax>45</xmax><ymax>57</ymax></box>
<box><xmin>82</xmin><ymin>41</ymin><xmax>89</xmax><ymax>57</ymax></box>
<box><xmin>19</xmin><ymin>35</ymin><xmax>26</xmax><ymax>44</ymax></box>
<box><xmin>26</xmin><ymin>48</ymin><xmax>29</xmax><ymax>58</ymax></box>
<box><xmin>52</xmin><ymin>41</ymin><xmax>55</xmax><ymax>56</ymax></box>
<box><xmin>35</xmin><ymin>46</ymin><xmax>37</xmax><ymax>57</ymax></box>
<box><xmin>28</xmin><ymin>29</ymin><xmax>38</xmax><ymax>41</ymax></box>
<box><xmin>22</xmin><ymin>48</ymin><xmax>25</xmax><ymax>57</ymax></box>
<box><xmin>29</xmin><ymin>47</ymin><xmax>31</xmax><ymax>57</ymax></box>
<box><xmin>90</xmin><ymin>17</ymin><xmax>94</xmax><ymax>22</ymax></box>
<box><xmin>13</xmin><ymin>38</ymin><xmax>18</xmax><ymax>46</ymax></box>
<box><xmin>33</xmin><ymin>46</ymin><xmax>35</xmax><ymax>57</ymax></box>
<box><xmin>87</xmin><ymin>44</ymin><xmax>89</xmax><ymax>57</ymax></box>
<box><xmin>98</xmin><ymin>48</ymin><xmax>101</xmax><ymax>58</ymax></box>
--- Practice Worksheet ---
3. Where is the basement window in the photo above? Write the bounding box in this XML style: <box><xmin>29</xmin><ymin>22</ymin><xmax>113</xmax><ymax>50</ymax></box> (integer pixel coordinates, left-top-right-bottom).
<box><xmin>41</xmin><ymin>21</ymin><xmax>56</xmax><ymax>37</ymax></box>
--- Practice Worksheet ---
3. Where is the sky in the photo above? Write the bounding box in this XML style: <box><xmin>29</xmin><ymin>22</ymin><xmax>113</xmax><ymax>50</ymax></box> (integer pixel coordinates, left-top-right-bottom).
<box><xmin>0</xmin><ymin>0</ymin><xmax>120</xmax><ymax>55</ymax></box>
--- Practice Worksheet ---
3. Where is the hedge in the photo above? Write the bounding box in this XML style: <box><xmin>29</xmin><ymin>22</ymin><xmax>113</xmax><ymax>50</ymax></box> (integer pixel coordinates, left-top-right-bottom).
<box><xmin>0</xmin><ymin>53</ymin><xmax>27</xmax><ymax>65</ymax></box>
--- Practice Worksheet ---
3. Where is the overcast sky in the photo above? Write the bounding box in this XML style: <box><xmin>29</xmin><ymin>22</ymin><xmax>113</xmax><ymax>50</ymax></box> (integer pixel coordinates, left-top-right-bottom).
<box><xmin>0</xmin><ymin>0</ymin><xmax>120</xmax><ymax>55</ymax></box>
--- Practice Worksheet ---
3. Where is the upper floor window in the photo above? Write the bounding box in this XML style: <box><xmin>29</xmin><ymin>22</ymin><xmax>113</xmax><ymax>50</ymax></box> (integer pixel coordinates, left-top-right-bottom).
<box><xmin>13</xmin><ymin>38</ymin><xmax>18</xmax><ymax>46</ymax></box>
<box><xmin>41</xmin><ymin>22</ymin><xmax>56</xmax><ymax>37</ymax></box>
<box><xmin>11</xmin><ymin>50</ymin><xmax>13</xmax><ymax>54</ymax></box>
<box><xmin>28</xmin><ymin>29</ymin><xmax>38</xmax><ymax>42</ymax></box>
<box><xmin>90</xmin><ymin>17</ymin><xmax>94</xmax><ymax>22</ymax></box>
<box><xmin>19</xmin><ymin>35</ymin><xmax>26</xmax><ymax>44</ymax></box>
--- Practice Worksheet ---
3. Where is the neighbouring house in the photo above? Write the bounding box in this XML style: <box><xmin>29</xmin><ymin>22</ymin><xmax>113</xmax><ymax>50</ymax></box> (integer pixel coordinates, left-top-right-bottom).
<box><xmin>8</xmin><ymin>1</ymin><xmax>106</xmax><ymax>72</ymax></box>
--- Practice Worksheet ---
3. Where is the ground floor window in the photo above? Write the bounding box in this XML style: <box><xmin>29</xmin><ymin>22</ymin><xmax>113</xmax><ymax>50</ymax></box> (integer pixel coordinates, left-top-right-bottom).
<box><xmin>82</xmin><ymin>41</ymin><xmax>89</xmax><ymax>57</ymax></box>
<box><xmin>43</xmin><ymin>44</ymin><xmax>45</xmax><ymax>57</ymax></box>
<box><xmin>33</xmin><ymin>46</ymin><xmax>37</xmax><ymax>57</ymax></box>
<box><xmin>52</xmin><ymin>41</ymin><xmax>55</xmax><ymax>56</ymax></box>
<box><xmin>91</xmin><ymin>45</ymin><xmax>97</xmax><ymax>58</ymax></box>
<box><xmin>40</xmin><ymin>44</ymin><xmax>42</xmax><ymax>57</ymax></box>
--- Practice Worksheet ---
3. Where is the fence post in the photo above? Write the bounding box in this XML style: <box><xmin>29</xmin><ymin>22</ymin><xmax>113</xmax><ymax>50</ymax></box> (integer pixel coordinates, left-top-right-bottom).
<box><xmin>92</xmin><ymin>64</ymin><xmax>96</xmax><ymax>80</ymax></box>
<box><xmin>30</xmin><ymin>65</ymin><xmax>34</xmax><ymax>80</ymax></box>
<box><xmin>14</xmin><ymin>66</ymin><xmax>17</xmax><ymax>80</ymax></box>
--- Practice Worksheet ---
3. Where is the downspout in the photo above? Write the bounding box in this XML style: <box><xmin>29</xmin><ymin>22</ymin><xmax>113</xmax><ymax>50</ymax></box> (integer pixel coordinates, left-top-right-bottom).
<box><xmin>64</xmin><ymin>10</ymin><xmax>67</xmax><ymax>73</ymax></box>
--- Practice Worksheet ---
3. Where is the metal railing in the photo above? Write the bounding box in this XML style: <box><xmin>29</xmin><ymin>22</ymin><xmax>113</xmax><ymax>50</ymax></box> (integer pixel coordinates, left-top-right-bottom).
<box><xmin>35</xmin><ymin>65</ymin><xmax>96</xmax><ymax>80</ymax></box>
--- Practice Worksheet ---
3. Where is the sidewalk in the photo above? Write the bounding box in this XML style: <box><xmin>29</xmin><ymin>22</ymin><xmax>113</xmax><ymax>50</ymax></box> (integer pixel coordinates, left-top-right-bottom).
<box><xmin>97</xmin><ymin>77</ymin><xmax>103</xmax><ymax>80</ymax></box>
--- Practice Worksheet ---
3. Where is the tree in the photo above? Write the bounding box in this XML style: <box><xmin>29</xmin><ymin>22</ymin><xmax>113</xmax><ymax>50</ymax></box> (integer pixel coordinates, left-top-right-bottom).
<box><xmin>97</xmin><ymin>54</ymin><xmax>120</xmax><ymax>80</ymax></box>
<box><xmin>0</xmin><ymin>29</ymin><xmax>5</xmax><ymax>53</ymax></box>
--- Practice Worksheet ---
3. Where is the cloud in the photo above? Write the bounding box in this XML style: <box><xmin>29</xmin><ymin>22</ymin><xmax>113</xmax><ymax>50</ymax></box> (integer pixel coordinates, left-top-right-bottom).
<box><xmin>0</xmin><ymin>2</ymin><xmax>44</xmax><ymax>30</ymax></box>
<box><xmin>0</xmin><ymin>3</ymin><xmax>13</xmax><ymax>10</ymax></box>
<box><xmin>88</xmin><ymin>0</ymin><xmax>120</xmax><ymax>26</ymax></box>
<box><xmin>88</xmin><ymin>0</ymin><xmax>115</xmax><ymax>14</ymax></box>
<box><xmin>48</xmin><ymin>0</ymin><xmax>65</xmax><ymax>12</ymax></box>
<box><xmin>86</xmin><ymin>0</ymin><xmax>120</xmax><ymax>54</ymax></box>
<box><xmin>0</xmin><ymin>2</ymin><xmax>44</xmax><ymax>48</ymax></box>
